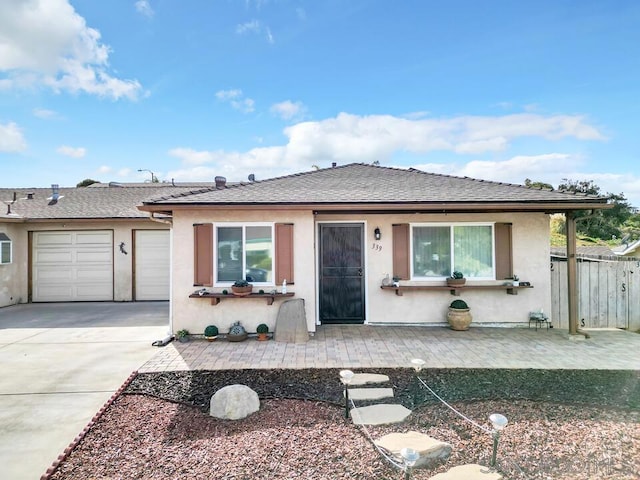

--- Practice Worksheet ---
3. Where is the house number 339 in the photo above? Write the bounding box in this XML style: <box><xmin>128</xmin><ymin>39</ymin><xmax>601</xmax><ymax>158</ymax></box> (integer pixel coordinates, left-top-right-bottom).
<box><xmin>371</xmin><ymin>243</ymin><xmax>382</xmax><ymax>251</ymax></box>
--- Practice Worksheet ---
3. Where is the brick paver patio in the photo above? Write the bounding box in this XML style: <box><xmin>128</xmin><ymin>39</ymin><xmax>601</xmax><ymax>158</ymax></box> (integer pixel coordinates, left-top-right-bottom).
<box><xmin>140</xmin><ymin>326</ymin><xmax>640</xmax><ymax>372</ymax></box>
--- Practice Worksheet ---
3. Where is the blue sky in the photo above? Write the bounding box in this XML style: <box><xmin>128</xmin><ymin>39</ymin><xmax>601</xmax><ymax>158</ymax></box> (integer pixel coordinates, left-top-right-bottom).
<box><xmin>2</xmin><ymin>0</ymin><xmax>640</xmax><ymax>206</ymax></box>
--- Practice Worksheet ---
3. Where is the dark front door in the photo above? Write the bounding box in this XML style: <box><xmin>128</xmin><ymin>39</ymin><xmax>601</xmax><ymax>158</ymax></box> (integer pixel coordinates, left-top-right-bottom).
<box><xmin>319</xmin><ymin>223</ymin><xmax>365</xmax><ymax>324</ymax></box>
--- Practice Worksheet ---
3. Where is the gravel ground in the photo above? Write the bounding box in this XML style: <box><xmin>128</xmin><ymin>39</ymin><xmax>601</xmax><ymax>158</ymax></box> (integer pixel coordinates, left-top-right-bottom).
<box><xmin>51</xmin><ymin>369</ymin><xmax>640</xmax><ymax>480</ymax></box>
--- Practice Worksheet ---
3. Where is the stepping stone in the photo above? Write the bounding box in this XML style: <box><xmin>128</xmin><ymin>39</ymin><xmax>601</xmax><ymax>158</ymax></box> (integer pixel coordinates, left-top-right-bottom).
<box><xmin>351</xmin><ymin>404</ymin><xmax>411</xmax><ymax>425</ymax></box>
<box><xmin>428</xmin><ymin>464</ymin><xmax>502</xmax><ymax>480</ymax></box>
<box><xmin>345</xmin><ymin>387</ymin><xmax>395</xmax><ymax>401</ymax></box>
<box><xmin>374</xmin><ymin>431</ymin><xmax>452</xmax><ymax>468</ymax></box>
<box><xmin>350</xmin><ymin>373</ymin><xmax>390</xmax><ymax>385</ymax></box>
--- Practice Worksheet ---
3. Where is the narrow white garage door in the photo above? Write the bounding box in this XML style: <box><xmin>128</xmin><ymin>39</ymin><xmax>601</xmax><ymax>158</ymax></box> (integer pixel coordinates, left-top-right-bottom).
<box><xmin>32</xmin><ymin>231</ymin><xmax>114</xmax><ymax>302</ymax></box>
<box><xmin>134</xmin><ymin>230</ymin><xmax>170</xmax><ymax>300</ymax></box>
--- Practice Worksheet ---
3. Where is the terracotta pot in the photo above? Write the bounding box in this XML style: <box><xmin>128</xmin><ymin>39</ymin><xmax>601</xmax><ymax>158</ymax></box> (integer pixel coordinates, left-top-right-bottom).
<box><xmin>447</xmin><ymin>307</ymin><xmax>472</xmax><ymax>331</ymax></box>
<box><xmin>205</xmin><ymin>336</ymin><xmax>217</xmax><ymax>342</ymax></box>
<box><xmin>231</xmin><ymin>285</ymin><xmax>253</xmax><ymax>296</ymax></box>
<box><xmin>446</xmin><ymin>278</ymin><xmax>466</xmax><ymax>287</ymax></box>
<box><xmin>257</xmin><ymin>333</ymin><xmax>269</xmax><ymax>341</ymax></box>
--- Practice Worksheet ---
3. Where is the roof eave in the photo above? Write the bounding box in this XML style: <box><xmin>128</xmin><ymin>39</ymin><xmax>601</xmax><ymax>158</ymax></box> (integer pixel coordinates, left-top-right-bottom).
<box><xmin>138</xmin><ymin>200</ymin><xmax>611</xmax><ymax>214</ymax></box>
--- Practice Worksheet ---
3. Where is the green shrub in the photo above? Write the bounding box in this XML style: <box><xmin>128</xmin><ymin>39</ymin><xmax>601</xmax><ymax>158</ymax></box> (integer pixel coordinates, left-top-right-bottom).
<box><xmin>256</xmin><ymin>323</ymin><xmax>269</xmax><ymax>334</ymax></box>
<box><xmin>450</xmin><ymin>299</ymin><xmax>469</xmax><ymax>309</ymax></box>
<box><xmin>204</xmin><ymin>325</ymin><xmax>218</xmax><ymax>337</ymax></box>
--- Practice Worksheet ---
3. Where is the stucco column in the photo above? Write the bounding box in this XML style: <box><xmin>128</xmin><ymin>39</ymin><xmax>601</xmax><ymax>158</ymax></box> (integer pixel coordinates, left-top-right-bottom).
<box><xmin>565</xmin><ymin>211</ymin><xmax>579</xmax><ymax>335</ymax></box>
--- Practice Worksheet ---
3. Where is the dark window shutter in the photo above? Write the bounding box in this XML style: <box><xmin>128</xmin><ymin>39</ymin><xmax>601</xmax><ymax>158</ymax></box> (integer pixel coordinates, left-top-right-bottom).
<box><xmin>275</xmin><ymin>223</ymin><xmax>294</xmax><ymax>284</ymax></box>
<box><xmin>495</xmin><ymin>223</ymin><xmax>513</xmax><ymax>280</ymax></box>
<box><xmin>392</xmin><ymin>224</ymin><xmax>410</xmax><ymax>280</ymax></box>
<box><xmin>194</xmin><ymin>223</ymin><xmax>213</xmax><ymax>286</ymax></box>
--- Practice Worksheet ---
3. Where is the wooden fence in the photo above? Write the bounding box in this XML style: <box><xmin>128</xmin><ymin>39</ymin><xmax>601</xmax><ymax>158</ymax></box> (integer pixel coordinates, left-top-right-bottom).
<box><xmin>551</xmin><ymin>257</ymin><xmax>640</xmax><ymax>330</ymax></box>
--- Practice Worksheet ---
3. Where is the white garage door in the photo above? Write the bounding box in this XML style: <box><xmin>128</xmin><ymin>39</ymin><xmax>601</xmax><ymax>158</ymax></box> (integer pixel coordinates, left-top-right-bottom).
<box><xmin>32</xmin><ymin>231</ymin><xmax>114</xmax><ymax>302</ymax></box>
<box><xmin>135</xmin><ymin>230</ymin><xmax>170</xmax><ymax>300</ymax></box>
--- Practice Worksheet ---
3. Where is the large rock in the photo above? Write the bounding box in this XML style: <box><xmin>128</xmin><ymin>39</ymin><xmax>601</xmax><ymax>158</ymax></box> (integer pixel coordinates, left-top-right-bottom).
<box><xmin>274</xmin><ymin>299</ymin><xmax>309</xmax><ymax>343</ymax></box>
<box><xmin>350</xmin><ymin>404</ymin><xmax>412</xmax><ymax>425</ymax></box>
<box><xmin>428</xmin><ymin>463</ymin><xmax>502</xmax><ymax>479</ymax></box>
<box><xmin>209</xmin><ymin>384</ymin><xmax>260</xmax><ymax>420</ymax></box>
<box><xmin>375</xmin><ymin>431</ymin><xmax>452</xmax><ymax>468</ymax></box>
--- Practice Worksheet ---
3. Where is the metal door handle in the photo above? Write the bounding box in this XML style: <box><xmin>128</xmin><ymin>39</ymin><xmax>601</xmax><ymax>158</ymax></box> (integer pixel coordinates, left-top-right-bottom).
<box><xmin>358</xmin><ymin>268</ymin><xmax>362</xmax><ymax>276</ymax></box>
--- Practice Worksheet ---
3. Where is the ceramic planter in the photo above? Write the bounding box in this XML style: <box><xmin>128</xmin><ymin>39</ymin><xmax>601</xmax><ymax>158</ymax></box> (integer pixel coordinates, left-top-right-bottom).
<box><xmin>447</xmin><ymin>307</ymin><xmax>472</xmax><ymax>330</ymax></box>
<box><xmin>231</xmin><ymin>285</ymin><xmax>253</xmax><ymax>296</ymax></box>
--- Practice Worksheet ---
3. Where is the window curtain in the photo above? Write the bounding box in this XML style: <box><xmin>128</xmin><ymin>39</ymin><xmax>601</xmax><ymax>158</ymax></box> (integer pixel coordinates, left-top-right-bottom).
<box><xmin>453</xmin><ymin>225</ymin><xmax>493</xmax><ymax>278</ymax></box>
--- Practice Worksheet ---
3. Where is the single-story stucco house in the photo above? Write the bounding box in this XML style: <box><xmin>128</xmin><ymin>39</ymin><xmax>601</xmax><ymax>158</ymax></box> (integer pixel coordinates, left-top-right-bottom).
<box><xmin>613</xmin><ymin>240</ymin><xmax>640</xmax><ymax>257</ymax></box>
<box><xmin>0</xmin><ymin>182</ymin><xmax>214</xmax><ymax>307</ymax></box>
<box><xmin>138</xmin><ymin>163</ymin><xmax>610</xmax><ymax>335</ymax></box>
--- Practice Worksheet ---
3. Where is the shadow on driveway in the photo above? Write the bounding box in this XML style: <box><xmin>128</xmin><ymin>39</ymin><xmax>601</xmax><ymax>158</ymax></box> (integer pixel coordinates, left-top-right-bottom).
<box><xmin>0</xmin><ymin>301</ymin><xmax>169</xmax><ymax>328</ymax></box>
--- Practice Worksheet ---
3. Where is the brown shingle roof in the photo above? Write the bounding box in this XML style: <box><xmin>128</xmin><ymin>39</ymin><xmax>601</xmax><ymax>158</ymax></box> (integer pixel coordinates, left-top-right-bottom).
<box><xmin>0</xmin><ymin>183</ymin><xmax>214</xmax><ymax>220</ymax></box>
<box><xmin>143</xmin><ymin>163</ymin><xmax>607</xmax><ymax>207</ymax></box>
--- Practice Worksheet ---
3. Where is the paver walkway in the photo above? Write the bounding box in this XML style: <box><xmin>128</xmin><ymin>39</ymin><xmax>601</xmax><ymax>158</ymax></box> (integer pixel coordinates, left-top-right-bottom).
<box><xmin>140</xmin><ymin>325</ymin><xmax>640</xmax><ymax>372</ymax></box>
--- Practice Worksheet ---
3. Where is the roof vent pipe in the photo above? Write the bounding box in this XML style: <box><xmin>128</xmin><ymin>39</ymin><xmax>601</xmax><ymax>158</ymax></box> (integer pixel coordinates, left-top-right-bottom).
<box><xmin>215</xmin><ymin>176</ymin><xmax>226</xmax><ymax>188</ymax></box>
<box><xmin>51</xmin><ymin>184</ymin><xmax>59</xmax><ymax>201</ymax></box>
<box><xmin>332</xmin><ymin>162</ymin><xmax>337</xmax><ymax>168</ymax></box>
<box><xmin>27</xmin><ymin>193</ymin><xmax>34</xmax><ymax>200</ymax></box>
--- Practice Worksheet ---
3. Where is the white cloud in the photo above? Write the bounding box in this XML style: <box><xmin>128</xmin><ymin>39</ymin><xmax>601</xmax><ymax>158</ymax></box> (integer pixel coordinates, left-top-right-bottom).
<box><xmin>411</xmin><ymin>155</ymin><xmax>640</xmax><ymax>206</ymax></box>
<box><xmin>57</xmin><ymin>145</ymin><xmax>86</xmax><ymax>158</ymax></box>
<box><xmin>165</xmin><ymin>111</ymin><xmax>611</xmax><ymax>197</ymax></box>
<box><xmin>0</xmin><ymin>0</ymin><xmax>143</xmax><ymax>100</ymax></box>
<box><xmin>236</xmin><ymin>18</ymin><xmax>274</xmax><ymax>43</ymax></box>
<box><xmin>236</xmin><ymin>20</ymin><xmax>261</xmax><ymax>34</ymax></box>
<box><xmin>135</xmin><ymin>0</ymin><xmax>154</xmax><ymax>18</ymax></box>
<box><xmin>270</xmin><ymin>100</ymin><xmax>306</xmax><ymax>120</ymax></box>
<box><xmin>98</xmin><ymin>165</ymin><xmax>112</xmax><ymax>174</ymax></box>
<box><xmin>215</xmin><ymin>88</ymin><xmax>255</xmax><ymax>113</ymax></box>
<box><xmin>0</xmin><ymin>122</ymin><xmax>27</xmax><ymax>152</ymax></box>
<box><xmin>33</xmin><ymin>108</ymin><xmax>58</xmax><ymax>119</ymax></box>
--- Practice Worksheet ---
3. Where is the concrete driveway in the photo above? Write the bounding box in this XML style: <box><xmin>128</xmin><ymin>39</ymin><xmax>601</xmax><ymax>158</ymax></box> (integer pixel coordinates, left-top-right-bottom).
<box><xmin>0</xmin><ymin>302</ymin><xmax>168</xmax><ymax>480</ymax></box>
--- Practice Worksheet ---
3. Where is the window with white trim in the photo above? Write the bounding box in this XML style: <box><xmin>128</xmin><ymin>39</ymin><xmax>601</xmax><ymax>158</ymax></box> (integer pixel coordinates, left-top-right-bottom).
<box><xmin>411</xmin><ymin>223</ymin><xmax>494</xmax><ymax>279</ymax></box>
<box><xmin>0</xmin><ymin>233</ymin><xmax>12</xmax><ymax>265</ymax></box>
<box><xmin>216</xmin><ymin>224</ymin><xmax>273</xmax><ymax>284</ymax></box>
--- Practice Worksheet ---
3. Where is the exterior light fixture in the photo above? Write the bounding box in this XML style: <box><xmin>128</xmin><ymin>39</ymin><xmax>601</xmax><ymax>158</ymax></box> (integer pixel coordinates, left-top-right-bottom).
<box><xmin>400</xmin><ymin>447</ymin><xmax>420</xmax><ymax>480</ymax></box>
<box><xmin>340</xmin><ymin>370</ymin><xmax>355</xmax><ymax>418</ymax></box>
<box><xmin>374</xmin><ymin>227</ymin><xmax>381</xmax><ymax>240</ymax></box>
<box><xmin>410</xmin><ymin>358</ymin><xmax>426</xmax><ymax>373</ymax></box>
<box><xmin>489</xmin><ymin>413</ymin><xmax>508</xmax><ymax>468</ymax></box>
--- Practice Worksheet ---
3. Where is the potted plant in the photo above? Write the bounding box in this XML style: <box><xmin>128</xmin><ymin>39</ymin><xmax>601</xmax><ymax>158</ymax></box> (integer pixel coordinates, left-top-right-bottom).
<box><xmin>446</xmin><ymin>270</ymin><xmax>466</xmax><ymax>286</ymax></box>
<box><xmin>256</xmin><ymin>323</ymin><xmax>269</xmax><ymax>341</ymax></box>
<box><xmin>204</xmin><ymin>325</ymin><xmax>218</xmax><ymax>342</ymax></box>
<box><xmin>447</xmin><ymin>299</ymin><xmax>472</xmax><ymax>331</ymax></box>
<box><xmin>176</xmin><ymin>329</ymin><xmax>190</xmax><ymax>343</ymax></box>
<box><xmin>226</xmin><ymin>321</ymin><xmax>248</xmax><ymax>342</ymax></box>
<box><xmin>231</xmin><ymin>280</ymin><xmax>253</xmax><ymax>296</ymax></box>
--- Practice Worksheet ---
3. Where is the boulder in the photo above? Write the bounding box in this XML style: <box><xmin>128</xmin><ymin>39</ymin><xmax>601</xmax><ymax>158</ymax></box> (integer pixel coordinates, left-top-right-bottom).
<box><xmin>375</xmin><ymin>431</ymin><xmax>452</xmax><ymax>468</ymax></box>
<box><xmin>274</xmin><ymin>299</ymin><xmax>309</xmax><ymax>343</ymax></box>
<box><xmin>209</xmin><ymin>384</ymin><xmax>260</xmax><ymax>420</ymax></box>
<box><xmin>428</xmin><ymin>463</ymin><xmax>502</xmax><ymax>479</ymax></box>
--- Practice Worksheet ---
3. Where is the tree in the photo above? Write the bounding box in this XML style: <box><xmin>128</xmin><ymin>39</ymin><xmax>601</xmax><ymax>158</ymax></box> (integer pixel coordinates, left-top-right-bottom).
<box><xmin>558</xmin><ymin>178</ymin><xmax>633</xmax><ymax>240</ymax></box>
<box><xmin>76</xmin><ymin>178</ymin><xmax>99</xmax><ymax>187</ymax></box>
<box><xmin>524</xmin><ymin>178</ymin><xmax>554</xmax><ymax>190</ymax></box>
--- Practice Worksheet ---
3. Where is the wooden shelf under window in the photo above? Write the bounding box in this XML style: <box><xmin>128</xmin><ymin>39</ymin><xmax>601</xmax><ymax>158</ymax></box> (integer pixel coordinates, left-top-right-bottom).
<box><xmin>189</xmin><ymin>291</ymin><xmax>295</xmax><ymax>305</ymax></box>
<box><xmin>380</xmin><ymin>284</ymin><xmax>533</xmax><ymax>296</ymax></box>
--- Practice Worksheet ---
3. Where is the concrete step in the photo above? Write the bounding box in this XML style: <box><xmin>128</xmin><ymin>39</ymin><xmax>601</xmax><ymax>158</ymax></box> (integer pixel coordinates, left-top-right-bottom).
<box><xmin>351</xmin><ymin>404</ymin><xmax>412</xmax><ymax>425</ymax></box>
<box><xmin>374</xmin><ymin>431</ymin><xmax>452</xmax><ymax>469</ymax></box>
<box><xmin>428</xmin><ymin>464</ymin><xmax>502</xmax><ymax>479</ymax></box>
<box><xmin>345</xmin><ymin>387</ymin><xmax>395</xmax><ymax>401</ymax></box>
<box><xmin>350</xmin><ymin>373</ymin><xmax>390</xmax><ymax>385</ymax></box>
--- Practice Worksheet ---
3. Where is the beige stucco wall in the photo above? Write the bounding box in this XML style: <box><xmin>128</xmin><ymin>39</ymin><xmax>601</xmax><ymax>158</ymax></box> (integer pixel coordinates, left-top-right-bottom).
<box><xmin>171</xmin><ymin>209</ymin><xmax>316</xmax><ymax>336</ymax></box>
<box><xmin>0</xmin><ymin>223</ymin><xmax>26</xmax><ymax>306</ymax></box>
<box><xmin>0</xmin><ymin>220</ymin><xmax>169</xmax><ymax>307</ymax></box>
<box><xmin>171</xmin><ymin>209</ymin><xmax>552</xmax><ymax>334</ymax></box>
